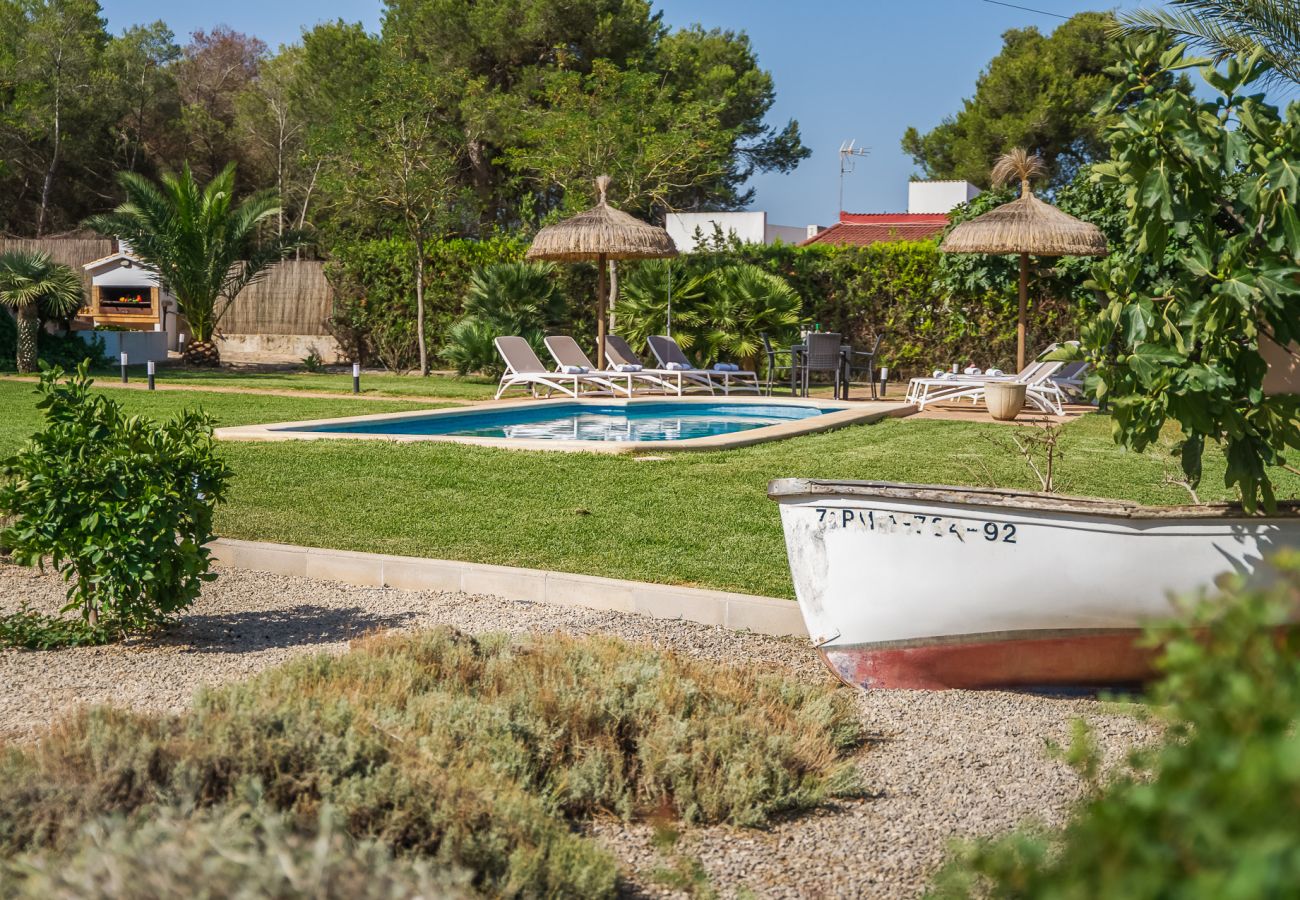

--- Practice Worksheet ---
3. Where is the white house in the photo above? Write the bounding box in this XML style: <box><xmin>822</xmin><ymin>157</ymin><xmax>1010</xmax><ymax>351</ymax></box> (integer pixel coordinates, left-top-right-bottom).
<box><xmin>665</xmin><ymin>211</ymin><xmax>817</xmax><ymax>252</ymax></box>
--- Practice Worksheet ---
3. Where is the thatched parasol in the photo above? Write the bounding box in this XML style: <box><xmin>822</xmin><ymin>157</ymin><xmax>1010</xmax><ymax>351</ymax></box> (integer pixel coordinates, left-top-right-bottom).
<box><xmin>940</xmin><ymin>149</ymin><xmax>1108</xmax><ymax>371</ymax></box>
<box><xmin>527</xmin><ymin>175</ymin><xmax>677</xmax><ymax>369</ymax></box>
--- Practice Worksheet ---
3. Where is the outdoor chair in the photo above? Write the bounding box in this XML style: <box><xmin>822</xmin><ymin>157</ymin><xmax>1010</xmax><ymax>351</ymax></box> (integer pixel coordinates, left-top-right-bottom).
<box><xmin>493</xmin><ymin>336</ymin><xmax>619</xmax><ymax>400</ymax></box>
<box><xmin>798</xmin><ymin>332</ymin><xmax>844</xmax><ymax>398</ymax></box>
<box><xmin>843</xmin><ymin>333</ymin><xmax>883</xmax><ymax>400</ymax></box>
<box><xmin>604</xmin><ymin>335</ymin><xmax>714</xmax><ymax>395</ymax></box>
<box><xmin>646</xmin><ymin>335</ymin><xmax>761</xmax><ymax>395</ymax></box>
<box><xmin>543</xmin><ymin>335</ymin><xmax>659</xmax><ymax>396</ymax></box>
<box><xmin>761</xmin><ymin>333</ymin><xmax>795</xmax><ymax>396</ymax></box>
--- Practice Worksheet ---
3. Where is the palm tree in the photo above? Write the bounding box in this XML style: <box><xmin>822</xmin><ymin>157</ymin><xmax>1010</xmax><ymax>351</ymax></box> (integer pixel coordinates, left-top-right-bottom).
<box><xmin>0</xmin><ymin>251</ymin><xmax>84</xmax><ymax>373</ymax></box>
<box><xmin>85</xmin><ymin>163</ymin><xmax>303</xmax><ymax>365</ymax></box>
<box><xmin>1120</xmin><ymin>1</ymin><xmax>1300</xmax><ymax>87</ymax></box>
<box><xmin>698</xmin><ymin>264</ymin><xmax>804</xmax><ymax>370</ymax></box>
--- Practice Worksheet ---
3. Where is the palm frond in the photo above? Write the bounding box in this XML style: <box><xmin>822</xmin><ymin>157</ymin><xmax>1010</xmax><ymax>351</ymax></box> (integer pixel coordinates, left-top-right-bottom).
<box><xmin>1120</xmin><ymin>0</ymin><xmax>1300</xmax><ymax>88</ymax></box>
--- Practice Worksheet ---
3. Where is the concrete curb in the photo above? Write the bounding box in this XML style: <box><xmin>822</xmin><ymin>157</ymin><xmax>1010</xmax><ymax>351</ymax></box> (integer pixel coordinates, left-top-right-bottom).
<box><xmin>209</xmin><ymin>538</ymin><xmax>808</xmax><ymax>638</ymax></box>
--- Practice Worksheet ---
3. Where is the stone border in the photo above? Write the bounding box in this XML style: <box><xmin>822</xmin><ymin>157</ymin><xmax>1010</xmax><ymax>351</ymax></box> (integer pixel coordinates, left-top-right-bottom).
<box><xmin>215</xmin><ymin>395</ymin><xmax>914</xmax><ymax>454</ymax></box>
<box><xmin>209</xmin><ymin>538</ymin><xmax>808</xmax><ymax>638</ymax></box>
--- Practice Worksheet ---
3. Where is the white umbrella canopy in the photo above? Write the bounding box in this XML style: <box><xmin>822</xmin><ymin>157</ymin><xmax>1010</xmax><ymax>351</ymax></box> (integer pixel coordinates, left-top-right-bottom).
<box><xmin>940</xmin><ymin>150</ymin><xmax>1108</xmax><ymax>371</ymax></box>
<box><xmin>527</xmin><ymin>176</ymin><xmax>677</xmax><ymax>368</ymax></box>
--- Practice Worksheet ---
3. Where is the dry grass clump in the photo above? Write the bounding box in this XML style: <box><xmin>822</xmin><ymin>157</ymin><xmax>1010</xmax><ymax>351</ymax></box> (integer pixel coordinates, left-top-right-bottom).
<box><xmin>0</xmin><ymin>803</ymin><xmax>470</xmax><ymax>899</ymax></box>
<box><xmin>0</xmin><ymin>628</ymin><xmax>863</xmax><ymax>897</ymax></box>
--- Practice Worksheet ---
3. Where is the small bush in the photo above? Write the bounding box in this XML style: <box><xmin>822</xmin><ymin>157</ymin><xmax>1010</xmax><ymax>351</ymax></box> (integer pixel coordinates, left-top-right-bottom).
<box><xmin>0</xmin><ymin>315</ymin><xmax>109</xmax><ymax>372</ymax></box>
<box><xmin>0</xmin><ymin>628</ymin><xmax>864</xmax><ymax>897</ymax></box>
<box><xmin>928</xmin><ymin>551</ymin><xmax>1300</xmax><ymax>898</ymax></box>
<box><xmin>0</xmin><ymin>363</ymin><xmax>230</xmax><ymax>639</ymax></box>
<box><xmin>441</xmin><ymin>262</ymin><xmax>567</xmax><ymax>375</ymax></box>
<box><xmin>0</xmin><ymin>803</ymin><xmax>471</xmax><ymax>899</ymax></box>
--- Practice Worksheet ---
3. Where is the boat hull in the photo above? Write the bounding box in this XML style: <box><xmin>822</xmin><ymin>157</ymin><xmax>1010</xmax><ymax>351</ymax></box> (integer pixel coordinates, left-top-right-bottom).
<box><xmin>770</xmin><ymin>480</ymin><xmax>1300</xmax><ymax>690</ymax></box>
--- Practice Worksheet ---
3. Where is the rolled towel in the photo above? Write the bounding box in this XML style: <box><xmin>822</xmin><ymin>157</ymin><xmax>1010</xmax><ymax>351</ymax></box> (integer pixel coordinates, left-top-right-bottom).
<box><xmin>986</xmin><ymin>368</ymin><xmax>1005</xmax><ymax>377</ymax></box>
<box><xmin>932</xmin><ymin>369</ymin><xmax>946</xmax><ymax>379</ymax></box>
<box><xmin>963</xmin><ymin>366</ymin><xmax>982</xmax><ymax>376</ymax></box>
<box><xmin>559</xmin><ymin>365</ymin><xmax>588</xmax><ymax>374</ymax></box>
<box><xmin>665</xmin><ymin>362</ymin><xmax>691</xmax><ymax>371</ymax></box>
<box><xmin>614</xmin><ymin>363</ymin><xmax>643</xmax><ymax>372</ymax></box>
<box><xmin>713</xmin><ymin>362</ymin><xmax>739</xmax><ymax>372</ymax></box>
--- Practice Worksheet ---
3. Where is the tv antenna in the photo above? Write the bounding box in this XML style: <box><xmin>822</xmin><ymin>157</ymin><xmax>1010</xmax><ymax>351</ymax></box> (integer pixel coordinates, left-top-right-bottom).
<box><xmin>838</xmin><ymin>140</ymin><xmax>870</xmax><ymax>214</ymax></box>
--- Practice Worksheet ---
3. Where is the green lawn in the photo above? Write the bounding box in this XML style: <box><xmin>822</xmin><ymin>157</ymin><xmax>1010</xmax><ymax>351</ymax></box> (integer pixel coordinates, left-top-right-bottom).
<box><xmin>153</xmin><ymin>368</ymin><xmax>500</xmax><ymax>400</ymax></box>
<box><xmin>3</xmin><ymin>379</ymin><xmax>1297</xmax><ymax>598</ymax></box>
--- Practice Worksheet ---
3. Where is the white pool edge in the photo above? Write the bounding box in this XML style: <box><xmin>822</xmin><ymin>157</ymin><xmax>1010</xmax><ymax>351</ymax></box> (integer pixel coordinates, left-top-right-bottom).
<box><xmin>215</xmin><ymin>395</ymin><xmax>915</xmax><ymax>453</ymax></box>
<box><xmin>209</xmin><ymin>537</ymin><xmax>807</xmax><ymax>637</ymax></box>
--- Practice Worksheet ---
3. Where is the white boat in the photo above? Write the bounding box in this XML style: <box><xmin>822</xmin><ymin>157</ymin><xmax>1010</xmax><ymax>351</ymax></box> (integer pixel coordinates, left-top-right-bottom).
<box><xmin>769</xmin><ymin>479</ymin><xmax>1300</xmax><ymax>690</ymax></box>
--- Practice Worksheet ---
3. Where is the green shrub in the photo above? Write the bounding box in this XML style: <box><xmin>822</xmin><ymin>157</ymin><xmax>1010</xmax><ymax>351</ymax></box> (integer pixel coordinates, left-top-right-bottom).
<box><xmin>441</xmin><ymin>261</ymin><xmax>567</xmax><ymax>375</ymax></box>
<box><xmin>0</xmin><ymin>315</ymin><xmax>109</xmax><ymax>373</ymax></box>
<box><xmin>928</xmin><ymin>551</ymin><xmax>1300</xmax><ymax>898</ymax></box>
<box><xmin>0</xmin><ymin>804</ymin><xmax>471</xmax><ymax>899</ymax></box>
<box><xmin>615</xmin><ymin>261</ymin><xmax>803</xmax><ymax>370</ymax></box>
<box><xmin>0</xmin><ymin>628</ymin><xmax>864</xmax><ymax>897</ymax></box>
<box><xmin>0</xmin><ymin>363</ymin><xmax>230</xmax><ymax>639</ymax></box>
<box><xmin>325</xmin><ymin>235</ymin><xmax>529</xmax><ymax>369</ymax></box>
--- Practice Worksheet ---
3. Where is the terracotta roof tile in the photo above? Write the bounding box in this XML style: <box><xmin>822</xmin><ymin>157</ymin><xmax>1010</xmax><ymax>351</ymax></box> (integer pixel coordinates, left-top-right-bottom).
<box><xmin>799</xmin><ymin>218</ymin><xmax>948</xmax><ymax>247</ymax></box>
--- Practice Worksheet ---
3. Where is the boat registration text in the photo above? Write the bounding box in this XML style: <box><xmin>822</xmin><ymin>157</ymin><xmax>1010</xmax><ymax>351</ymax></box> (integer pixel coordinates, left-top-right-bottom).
<box><xmin>813</xmin><ymin>507</ymin><xmax>1017</xmax><ymax>544</ymax></box>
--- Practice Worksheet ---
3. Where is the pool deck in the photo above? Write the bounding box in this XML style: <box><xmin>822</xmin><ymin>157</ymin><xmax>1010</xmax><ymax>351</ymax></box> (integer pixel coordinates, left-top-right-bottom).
<box><xmin>215</xmin><ymin>394</ymin><xmax>915</xmax><ymax>453</ymax></box>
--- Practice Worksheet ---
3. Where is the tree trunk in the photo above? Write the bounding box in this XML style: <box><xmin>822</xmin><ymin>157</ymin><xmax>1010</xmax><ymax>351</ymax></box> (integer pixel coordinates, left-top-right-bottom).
<box><xmin>184</xmin><ymin>339</ymin><xmax>222</xmax><ymax>366</ymax></box>
<box><xmin>415</xmin><ymin>237</ymin><xmax>428</xmax><ymax>377</ymax></box>
<box><xmin>15</xmin><ymin>304</ymin><xmax>39</xmax><ymax>374</ymax></box>
<box><xmin>36</xmin><ymin>73</ymin><xmax>62</xmax><ymax>237</ymax></box>
<box><xmin>1017</xmin><ymin>253</ymin><xmax>1029</xmax><ymax>373</ymax></box>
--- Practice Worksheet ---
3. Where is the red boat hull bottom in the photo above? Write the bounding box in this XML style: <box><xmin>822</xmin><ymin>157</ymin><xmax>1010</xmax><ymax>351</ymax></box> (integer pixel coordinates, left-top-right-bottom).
<box><xmin>820</xmin><ymin>630</ymin><xmax>1153</xmax><ymax>690</ymax></box>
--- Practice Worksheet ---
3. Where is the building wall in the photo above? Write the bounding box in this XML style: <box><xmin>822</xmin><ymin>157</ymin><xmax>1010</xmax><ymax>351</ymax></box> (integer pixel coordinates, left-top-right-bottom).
<box><xmin>666</xmin><ymin>211</ymin><xmax>768</xmax><ymax>250</ymax></box>
<box><xmin>908</xmin><ymin>181</ymin><xmax>981</xmax><ymax>214</ymax></box>
<box><xmin>765</xmin><ymin>223</ymin><xmax>808</xmax><ymax>245</ymax></box>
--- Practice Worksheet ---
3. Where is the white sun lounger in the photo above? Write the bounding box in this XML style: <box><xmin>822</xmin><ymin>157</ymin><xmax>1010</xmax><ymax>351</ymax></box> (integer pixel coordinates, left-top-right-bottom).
<box><xmin>908</xmin><ymin>359</ymin><xmax>1068</xmax><ymax>414</ymax></box>
<box><xmin>646</xmin><ymin>335</ymin><xmax>761</xmax><ymax>395</ymax></box>
<box><xmin>543</xmin><ymin>335</ymin><xmax>663</xmax><ymax>397</ymax></box>
<box><xmin>604</xmin><ymin>335</ymin><xmax>715</xmax><ymax>396</ymax></box>
<box><xmin>493</xmin><ymin>336</ymin><xmax>622</xmax><ymax>400</ymax></box>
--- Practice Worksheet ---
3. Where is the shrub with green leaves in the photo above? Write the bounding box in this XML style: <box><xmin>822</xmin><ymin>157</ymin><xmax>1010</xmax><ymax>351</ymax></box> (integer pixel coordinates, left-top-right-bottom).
<box><xmin>1082</xmin><ymin>39</ymin><xmax>1300</xmax><ymax>510</ymax></box>
<box><xmin>0</xmin><ymin>363</ymin><xmax>230</xmax><ymax>639</ymax></box>
<box><xmin>928</xmin><ymin>550</ymin><xmax>1300</xmax><ymax>898</ymax></box>
<box><xmin>441</xmin><ymin>261</ymin><xmax>567</xmax><ymax>375</ymax></box>
<box><xmin>0</xmin><ymin>628</ymin><xmax>863</xmax><ymax>897</ymax></box>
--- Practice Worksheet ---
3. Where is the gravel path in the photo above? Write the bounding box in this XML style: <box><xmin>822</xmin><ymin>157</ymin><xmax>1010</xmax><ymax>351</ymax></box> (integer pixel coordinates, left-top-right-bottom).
<box><xmin>0</xmin><ymin>563</ymin><xmax>1157</xmax><ymax>898</ymax></box>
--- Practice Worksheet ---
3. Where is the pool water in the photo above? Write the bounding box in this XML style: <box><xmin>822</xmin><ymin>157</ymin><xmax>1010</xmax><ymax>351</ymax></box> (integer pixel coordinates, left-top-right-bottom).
<box><xmin>282</xmin><ymin>402</ymin><xmax>838</xmax><ymax>442</ymax></box>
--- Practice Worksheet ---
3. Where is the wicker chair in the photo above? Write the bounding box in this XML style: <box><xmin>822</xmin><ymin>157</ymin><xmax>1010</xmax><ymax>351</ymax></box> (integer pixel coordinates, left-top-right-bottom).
<box><xmin>843</xmin><ymin>333</ymin><xmax>884</xmax><ymax>400</ymax></box>
<box><xmin>800</xmin><ymin>332</ymin><xmax>843</xmax><ymax>398</ymax></box>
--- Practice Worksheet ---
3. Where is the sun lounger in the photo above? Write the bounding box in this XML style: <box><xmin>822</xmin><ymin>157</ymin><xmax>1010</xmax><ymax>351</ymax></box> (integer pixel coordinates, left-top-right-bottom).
<box><xmin>646</xmin><ymin>335</ymin><xmax>761</xmax><ymax>395</ymax></box>
<box><xmin>493</xmin><ymin>336</ymin><xmax>620</xmax><ymax>400</ymax></box>
<box><xmin>543</xmin><ymin>335</ymin><xmax>662</xmax><ymax>396</ymax></box>
<box><xmin>604</xmin><ymin>335</ymin><xmax>715</xmax><ymax>396</ymax></box>
<box><xmin>908</xmin><ymin>359</ymin><xmax>1068</xmax><ymax>414</ymax></box>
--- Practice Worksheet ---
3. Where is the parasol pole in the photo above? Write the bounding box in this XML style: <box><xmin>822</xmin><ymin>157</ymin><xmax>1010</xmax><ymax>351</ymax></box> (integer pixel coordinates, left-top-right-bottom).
<box><xmin>1017</xmin><ymin>252</ymin><xmax>1028</xmax><ymax>373</ymax></box>
<box><xmin>597</xmin><ymin>251</ymin><xmax>608</xmax><ymax>370</ymax></box>
<box><xmin>666</xmin><ymin>263</ymin><xmax>673</xmax><ymax>338</ymax></box>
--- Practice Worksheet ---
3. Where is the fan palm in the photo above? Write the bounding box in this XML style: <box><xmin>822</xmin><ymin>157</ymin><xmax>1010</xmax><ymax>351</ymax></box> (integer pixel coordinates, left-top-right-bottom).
<box><xmin>85</xmin><ymin>163</ymin><xmax>303</xmax><ymax>365</ymax></box>
<box><xmin>697</xmin><ymin>264</ymin><xmax>803</xmax><ymax>369</ymax></box>
<box><xmin>613</xmin><ymin>259</ymin><xmax>714</xmax><ymax>356</ymax></box>
<box><xmin>440</xmin><ymin>262</ymin><xmax>565</xmax><ymax>375</ymax></box>
<box><xmin>0</xmin><ymin>251</ymin><xmax>84</xmax><ymax>373</ymax></box>
<box><xmin>1119</xmin><ymin>1</ymin><xmax>1300</xmax><ymax>87</ymax></box>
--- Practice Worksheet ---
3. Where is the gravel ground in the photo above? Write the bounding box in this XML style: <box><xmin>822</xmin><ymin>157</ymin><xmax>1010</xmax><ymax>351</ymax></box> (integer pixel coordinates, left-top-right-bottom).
<box><xmin>0</xmin><ymin>563</ymin><xmax>1158</xmax><ymax>898</ymax></box>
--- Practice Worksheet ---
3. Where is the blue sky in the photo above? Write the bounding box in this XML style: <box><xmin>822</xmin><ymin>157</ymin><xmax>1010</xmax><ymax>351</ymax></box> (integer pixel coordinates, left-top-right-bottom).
<box><xmin>100</xmin><ymin>0</ymin><xmax>1151</xmax><ymax>225</ymax></box>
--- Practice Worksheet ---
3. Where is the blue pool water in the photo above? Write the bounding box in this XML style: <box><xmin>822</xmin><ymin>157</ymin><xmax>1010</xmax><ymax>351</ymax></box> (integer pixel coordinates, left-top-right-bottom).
<box><xmin>282</xmin><ymin>402</ymin><xmax>838</xmax><ymax>442</ymax></box>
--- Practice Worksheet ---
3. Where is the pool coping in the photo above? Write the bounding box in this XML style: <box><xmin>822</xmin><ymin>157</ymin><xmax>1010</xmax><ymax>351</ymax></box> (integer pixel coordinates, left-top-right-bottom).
<box><xmin>209</xmin><ymin>537</ymin><xmax>808</xmax><ymax>637</ymax></box>
<box><xmin>214</xmin><ymin>395</ymin><xmax>915</xmax><ymax>453</ymax></box>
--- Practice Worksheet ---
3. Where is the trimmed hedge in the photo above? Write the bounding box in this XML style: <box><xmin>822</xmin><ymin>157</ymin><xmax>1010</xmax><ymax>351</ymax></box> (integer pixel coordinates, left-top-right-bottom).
<box><xmin>325</xmin><ymin>234</ymin><xmax>1090</xmax><ymax>378</ymax></box>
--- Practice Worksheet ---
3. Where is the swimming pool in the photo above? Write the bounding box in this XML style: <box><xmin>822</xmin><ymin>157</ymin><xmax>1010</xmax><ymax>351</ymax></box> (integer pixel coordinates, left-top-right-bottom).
<box><xmin>217</xmin><ymin>397</ymin><xmax>906</xmax><ymax>453</ymax></box>
<box><xmin>282</xmin><ymin>402</ymin><xmax>832</xmax><ymax>442</ymax></box>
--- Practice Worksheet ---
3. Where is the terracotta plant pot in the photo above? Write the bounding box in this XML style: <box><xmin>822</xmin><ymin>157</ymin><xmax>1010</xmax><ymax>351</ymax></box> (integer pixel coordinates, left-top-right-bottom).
<box><xmin>984</xmin><ymin>381</ymin><xmax>1027</xmax><ymax>421</ymax></box>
